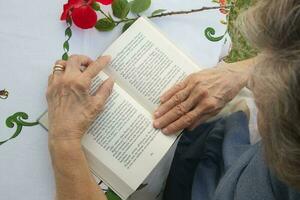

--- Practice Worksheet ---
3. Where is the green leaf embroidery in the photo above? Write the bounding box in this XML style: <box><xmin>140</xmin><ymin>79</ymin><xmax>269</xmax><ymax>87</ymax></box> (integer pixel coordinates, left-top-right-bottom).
<box><xmin>122</xmin><ymin>20</ymin><xmax>135</xmax><ymax>32</ymax></box>
<box><xmin>204</xmin><ymin>27</ymin><xmax>225</xmax><ymax>42</ymax></box>
<box><xmin>63</xmin><ymin>41</ymin><xmax>69</xmax><ymax>52</ymax></box>
<box><xmin>112</xmin><ymin>0</ymin><xmax>130</xmax><ymax>19</ymax></box>
<box><xmin>62</xmin><ymin>52</ymin><xmax>69</xmax><ymax>61</ymax></box>
<box><xmin>95</xmin><ymin>18</ymin><xmax>116</xmax><ymax>31</ymax></box>
<box><xmin>65</xmin><ymin>27</ymin><xmax>72</xmax><ymax>38</ymax></box>
<box><xmin>62</xmin><ymin>17</ymin><xmax>72</xmax><ymax>60</ymax></box>
<box><xmin>131</xmin><ymin>0</ymin><xmax>151</xmax><ymax>14</ymax></box>
<box><xmin>0</xmin><ymin>112</ymin><xmax>39</xmax><ymax>146</ymax></box>
<box><xmin>105</xmin><ymin>188</ymin><xmax>122</xmax><ymax>200</ymax></box>
<box><xmin>91</xmin><ymin>2</ymin><xmax>101</xmax><ymax>11</ymax></box>
<box><xmin>151</xmin><ymin>9</ymin><xmax>166</xmax><ymax>16</ymax></box>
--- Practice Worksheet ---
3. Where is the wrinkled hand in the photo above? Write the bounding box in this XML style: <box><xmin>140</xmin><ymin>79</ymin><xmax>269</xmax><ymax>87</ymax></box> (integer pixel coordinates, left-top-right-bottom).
<box><xmin>153</xmin><ymin>63</ymin><xmax>248</xmax><ymax>134</ymax></box>
<box><xmin>47</xmin><ymin>55</ymin><xmax>114</xmax><ymax>142</ymax></box>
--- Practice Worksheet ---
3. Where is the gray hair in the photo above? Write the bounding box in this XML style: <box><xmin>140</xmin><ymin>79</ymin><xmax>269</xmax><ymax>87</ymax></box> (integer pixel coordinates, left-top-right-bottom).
<box><xmin>239</xmin><ymin>0</ymin><xmax>300</xmax><ymax>189</ymax></box>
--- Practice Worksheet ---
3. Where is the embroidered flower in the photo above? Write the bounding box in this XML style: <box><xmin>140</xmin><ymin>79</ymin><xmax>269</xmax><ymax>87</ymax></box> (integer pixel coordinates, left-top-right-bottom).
<box><xmin>60</xmin><ymin>0</ymin><xmax>113</xmax><ymax>29</ymax></box>
<box><xmin>219</xmin><ymin>0</ymin><xmax>228</xmax><ymax>14</ymax></box>
<box><xmin>97</xmin><ymin>0</ymin><xmax>113</xmax><ymax>5</ymax></box>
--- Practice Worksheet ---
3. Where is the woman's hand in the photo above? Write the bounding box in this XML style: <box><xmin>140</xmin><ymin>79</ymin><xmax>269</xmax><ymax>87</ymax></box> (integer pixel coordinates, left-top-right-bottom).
<box><xmin>153</xmin><ymin>60</ymin><xmax>253</xmax><ymax>134</ymax></box>
<box><xmin>47</xmin><ymin>55</ymin><xmax>114</xmax><ymax>144</ymax></box>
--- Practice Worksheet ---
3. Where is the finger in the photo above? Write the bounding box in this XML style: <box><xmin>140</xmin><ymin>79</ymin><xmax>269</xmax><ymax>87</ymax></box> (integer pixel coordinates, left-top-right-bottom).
<box><xmin>153</xmin><ymin>93</ymin><xmax>208</xmax><ymax>130</ymax></box>
<box><xmin>154</xmin><ymin>85</ymin><xmax>193</xmax><ymax>118</ymax></box>
<box><xmin>153</xmin><ymin>86</ymin><xmax>208</xmax><ymax>128</ymax></box>
<box><xmin>184</xmin><ymin>98</ymin><xmax>220</xmax><ymax>131</ymax></box>
<box><xmin>48</xmin><ymin>75</ymin><xmax>53</xmax><ymax>86</ymax></box>
<box><xmin>160</xmin><ymin>80</ymin><xmax>188</xmax><ymax>103</ymax></box>
<box><xmin>66</xmin><ymin>55</ymin><xmax>93</xmax><ymax>75</ymax></box>
<box><xmin>53</xmin><ymin>60</ymin><xmax>67</xmax><ymax>77</ymax></box>
<box><xmin>187</xmin><ymin>97</ymin><xmax>226</xmax><ymax>130</ymax></box>
<box><xmin>155</xmin><ymin>85</ymin><xmax>208</xmax><ymax>119</ymax></box>
<box><xmin>83</xmin><ymin>55</ymin><xmax>111</xmax><ymax>80</ymax></box>
<box><xmin>160</xmin><ymin>110</ymin><xmax>199</xmax><ymax>134</ymax></box>
<box><xmin>93</xmin><ymin>77</ymin><xmax>114</xmax><ymax>108</ymax></box>
<box><xmin>154</xmin><ymin>103</ymin><xmax>194</xmax><ymax>132</ymax></box>
<box><xmin>153</xmin><ymin>94</ymin><xmax>199</xmax><ymax>129</ymax></box>
<box><xmin>159</xmin><ymin>98</ymin><xmax>218</xmax><ymax>134</ymax></box>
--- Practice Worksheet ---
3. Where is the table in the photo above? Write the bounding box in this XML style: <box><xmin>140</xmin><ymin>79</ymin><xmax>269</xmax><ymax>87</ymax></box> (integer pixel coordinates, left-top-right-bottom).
<box><xmin>0</xmin><ymin>0</ymin><xmax>229</xmax><ymax>199</ymax></box>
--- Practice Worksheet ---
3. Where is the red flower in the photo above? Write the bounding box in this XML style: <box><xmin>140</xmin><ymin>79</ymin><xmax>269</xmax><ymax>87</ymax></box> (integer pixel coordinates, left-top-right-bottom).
<box><xmin>220</xmin><ymin>0</ymin><xmax>226</xmax><ymax>5</ymax></box>
<box><xmin>98</xmin><ymin>0</ymin><xmax>113</xmax><ymax>5</ymax></box>
<box><xmin>60</xmin><ymin>0</ymin><xmax>113</xmax><ymax>29</ymax></box>
<box><xmin>219</xmin><ymin>0</ymin><xmax>228</xmax><ymax>14</ymax></box>
<box><xmin>71</xmin><ymin>5</ymin><xmax>97</xmax><ymax>29</ymax></box>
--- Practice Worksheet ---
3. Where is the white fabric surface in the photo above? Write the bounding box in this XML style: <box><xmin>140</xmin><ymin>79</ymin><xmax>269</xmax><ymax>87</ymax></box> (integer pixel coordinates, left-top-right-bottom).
<box><xmin>0</xmin><ymin>0</ymin><xmax>229</xmax><ymax>199</ymax></box>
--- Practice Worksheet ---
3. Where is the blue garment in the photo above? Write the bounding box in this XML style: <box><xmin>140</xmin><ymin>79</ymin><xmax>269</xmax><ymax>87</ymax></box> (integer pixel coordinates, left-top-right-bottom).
<box><xmin>164</xmin><ymin>111</ymin><xmax>300</xmax><ymax>200</ymax></box>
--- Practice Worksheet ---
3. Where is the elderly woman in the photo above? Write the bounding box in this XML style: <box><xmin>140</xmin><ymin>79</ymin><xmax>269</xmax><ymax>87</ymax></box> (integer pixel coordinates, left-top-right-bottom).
<box><xmin>46</xmin><ymin>0</ymin><xmax>300</xmax><ymax>199</ymax></box>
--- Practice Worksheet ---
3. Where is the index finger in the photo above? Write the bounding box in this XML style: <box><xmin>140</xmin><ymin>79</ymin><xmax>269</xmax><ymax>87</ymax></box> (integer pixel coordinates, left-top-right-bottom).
<box><xmin>154</xmin><ymin>85</ymin><xmax>194</xmax><ymax>118</ymax></box>
<box><xmin>161</xmin><ymin>102</ymin><xmax>214</xmax><ymax>135</ymax></box>
<box><xmin>66</xmin><ymin>55</ymin><xmax>93</xmax><ymax>75</ymax></box>
<box><xmin>160</xmin><ymin>80</ymin><xmax>188</xmax><ymax>103</ymax></box>
<box><xmin>83</xmin><ymin>55</ymin><xmax>111</xmax><ymax>80</ymax></box>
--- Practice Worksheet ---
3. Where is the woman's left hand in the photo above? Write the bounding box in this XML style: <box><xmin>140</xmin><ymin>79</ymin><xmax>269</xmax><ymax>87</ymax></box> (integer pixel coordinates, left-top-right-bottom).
<box><xmin>153</xmin><ymin>62</ymin><xmax>251</xmax><ymax>134</ymax></box>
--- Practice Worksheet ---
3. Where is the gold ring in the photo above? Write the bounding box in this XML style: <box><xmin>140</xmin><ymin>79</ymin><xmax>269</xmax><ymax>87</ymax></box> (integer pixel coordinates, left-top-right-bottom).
<box><xmin>53</xmin><ymin>64</ymin><xmax>66</xmax><ymax>74</ymax></box>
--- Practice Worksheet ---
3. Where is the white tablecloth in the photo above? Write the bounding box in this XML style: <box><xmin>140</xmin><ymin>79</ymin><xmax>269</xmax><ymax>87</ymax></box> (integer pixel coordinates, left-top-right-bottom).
<box><xmin>0</xmin><ymin>0</ymin><xmax>228</xmax><ymax>199</ymax></box>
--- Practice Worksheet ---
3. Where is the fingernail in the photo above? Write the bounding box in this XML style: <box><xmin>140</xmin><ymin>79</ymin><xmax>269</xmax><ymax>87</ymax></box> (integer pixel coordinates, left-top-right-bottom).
<box><xmin>153</xmin><ymin>121</ymin><xmax>160</xmax><ymax>128</ymax></box>
<box><xmin>154</xmin><ymin>111</ymin><xmax>160</xmax><ymax>118</ymax></box>
<box><xmin>103</xmin><ymin>55</ymin><xmax>111</xmax><ymax>60</ymax></box>
<box><xmin>98</xmin><ymin>55</ymin><xmax>111</xmax><ymax>61</ymax></box>
<box><xmin>162</xmin><ymin>128</ymin><xmax>169</xmax><ymax>134</ymax></box>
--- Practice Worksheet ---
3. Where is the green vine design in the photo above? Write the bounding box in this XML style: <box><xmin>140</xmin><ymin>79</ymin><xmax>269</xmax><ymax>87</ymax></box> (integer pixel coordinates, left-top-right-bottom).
<box><xmin>0</xmin><ymin>112</ymin><xmax>39</xmax><ymax>146</ymax></box>
<box><xmin>204</xmin><ymin>27</ymin><xmax>226</xmax><ymax>42</ymax></box>
<box><xmin>204</xmin><ymin>0</ymin><xmax>234</xmax><ymax>42</ymax></box>
<box><xmin>62</xmin><ymin>17</ymin><xmax>72</xmax><ymax>61</ymax></box>
<box><xmin>105</xmin><ymin>188</ymin><xmax>122</xmax><ymax>200</ymax></box>
<box><xmin>61</xmin><ymin>3</ymin><xmax>226</xmax><ymax>55</ymax></box>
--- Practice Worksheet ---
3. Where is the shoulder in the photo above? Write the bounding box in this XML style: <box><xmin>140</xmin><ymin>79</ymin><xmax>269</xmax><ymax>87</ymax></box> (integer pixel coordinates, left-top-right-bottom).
<box><xmin>214</xmin><ymin>143</ymin><xmax>300</xmax><ymax>200</ymax></box>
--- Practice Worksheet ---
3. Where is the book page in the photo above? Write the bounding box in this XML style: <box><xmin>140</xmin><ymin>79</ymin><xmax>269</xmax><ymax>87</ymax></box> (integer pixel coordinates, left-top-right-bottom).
<box><xmin>103</xmin><ymin>17</ymin><xmax>201</xmax><ymax>113</ymax></box>
<box><xmin>81</xmin><ymin>72</ymin><xmax>177</xmax><ymax>199</ymax></box>
<box><xmin>38</xmin><ymin>17</ymin><xmax>201</xmax><ymax>199</ymax></box>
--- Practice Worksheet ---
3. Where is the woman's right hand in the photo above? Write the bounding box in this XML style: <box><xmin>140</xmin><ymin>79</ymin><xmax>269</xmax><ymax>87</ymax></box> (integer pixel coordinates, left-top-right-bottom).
<box><xmin>47</xmin><ymin>55</ymin><xmax>114</xmax><ymax>144</ymax></box>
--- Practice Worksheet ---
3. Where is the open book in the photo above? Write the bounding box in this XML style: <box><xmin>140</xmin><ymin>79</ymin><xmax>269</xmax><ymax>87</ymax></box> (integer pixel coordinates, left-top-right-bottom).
<box><xmin>39</xmin><ymin>17</ymin><xmax>201</xmax><ymax>199</ymax></box>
